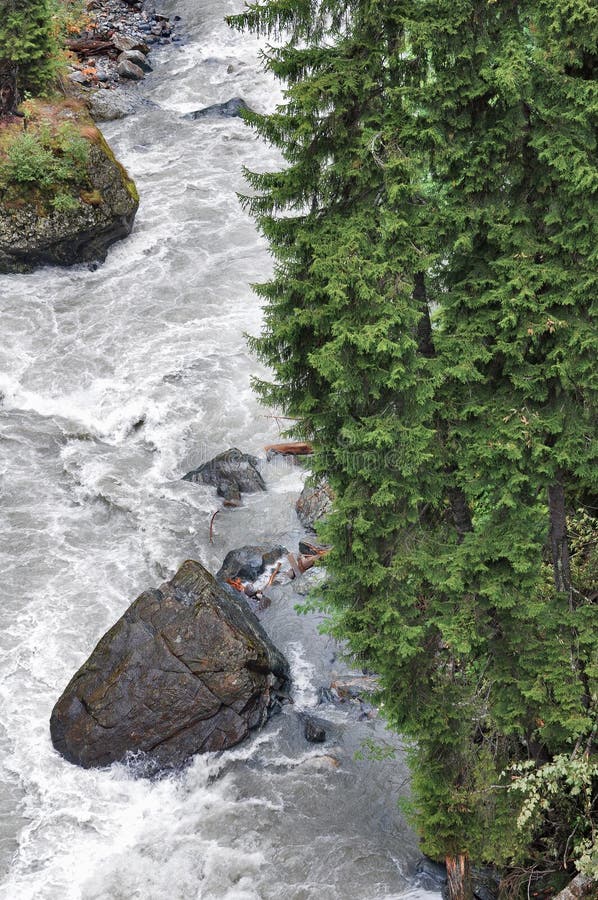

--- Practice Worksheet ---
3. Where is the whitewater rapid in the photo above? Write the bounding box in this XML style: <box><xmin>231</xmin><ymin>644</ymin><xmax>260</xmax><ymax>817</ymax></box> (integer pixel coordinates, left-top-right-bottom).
<box><xmin>0</xmin><ymin>1</ymin><xmax>441</xmax><ymax>897</ymax></box>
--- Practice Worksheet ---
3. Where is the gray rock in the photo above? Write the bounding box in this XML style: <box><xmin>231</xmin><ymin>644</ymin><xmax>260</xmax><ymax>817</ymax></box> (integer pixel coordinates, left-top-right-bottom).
<box><xmin>87</xmin><ymin>91</ymin><xmax>136</xmax><ymax>122</ymax></box>
<box><xmin>68</xmin><ymin>71</ymin><xmax>90</xmax><ymax>85</ymax></box>
<box><xmin>118</xmin><ymin>50</ymin><xmax>152</xmax><ymax>73</ymax></box>
<box><xmin>216</xmin><ymin>545</ymin><xmax>287</xmax><ymax>583</ymax></box>
<box><xmin>331</xmin><ymin>675</ymin><xmax>380</xmax><ymax>701</ymax></box>
<box><xmin>113</xmin><ymin>34</ymin><xmax>150</xmax><ymax>54</ymax></box>
<box><xmin>296</xmin><ymin>479</ymin><xmax>333</xmax><ymax>531</ymax></box>
<box><xmin>183</xmin><ymin>448</ymin><xmax>266</xmax><ymax>495</ymax></box>
<box><xmin>50</xmin><ymin>560</ymin><xmax>290</xmax><ymax>770</ymax></box>
<box><xmin>0</xmin><ymin>121</ymin><xmax>138</xmax><ymax>274</ymax></box>
<box><xmin>183</xmin><ymin>97</ymin><xmax>252</xmax><ymax>120</ymax></box>
<box><xmin>117</xmin><ymin>59</ymin><xmax>145</xmax><ymax>81</ymax></box>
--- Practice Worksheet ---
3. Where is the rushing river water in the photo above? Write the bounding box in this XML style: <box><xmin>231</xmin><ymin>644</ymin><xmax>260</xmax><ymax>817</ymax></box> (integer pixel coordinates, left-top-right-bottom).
<box><xmin>0</xmin><ymin>2</ymin><xmax>441</xmax><ymax>898</ymax></box>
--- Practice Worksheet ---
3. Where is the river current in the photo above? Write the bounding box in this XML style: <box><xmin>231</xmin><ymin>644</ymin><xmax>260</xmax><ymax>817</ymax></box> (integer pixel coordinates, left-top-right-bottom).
<box><xmin>0</xmin><ymin>2</ymin><xmax>441</xmax><ymax>897</ymax></box>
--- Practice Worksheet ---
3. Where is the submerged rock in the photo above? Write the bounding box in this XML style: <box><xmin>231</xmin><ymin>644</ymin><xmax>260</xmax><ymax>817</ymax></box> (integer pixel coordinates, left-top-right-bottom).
<box><xmin>183</xmin><ymin>448</ymin><xmax>266</xmax><ymax>495</ymax></box>
<box><xmin>50</xmin><ymin>560</ymin><xmax>290</xmax><ymax>770</ymax></box>
<box><xmin>183</xmin><ymin>97</ymin><xmax>252</xmax><ymax>120</ymax></box>
<box><xmin>296</xmin><ymin>479</ymin><xmax>333</xmax><ymax>531</ymax></box>
<box><xmin>216</xmin><ymin>545</ymin><xmax>287</xmax><ymax>583</ymax></box>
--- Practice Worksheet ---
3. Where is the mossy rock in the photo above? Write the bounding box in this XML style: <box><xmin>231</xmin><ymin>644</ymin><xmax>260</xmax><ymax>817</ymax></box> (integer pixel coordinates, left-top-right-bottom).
<box><xmin>0</xmin><ymin>100</ymin><xmax>138</xmax><ymax>273</ymax></box>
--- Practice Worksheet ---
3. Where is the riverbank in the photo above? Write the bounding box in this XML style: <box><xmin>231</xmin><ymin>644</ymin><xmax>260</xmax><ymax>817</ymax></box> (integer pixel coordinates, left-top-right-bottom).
<box><xmin>65</xmin><ymin>0</ymin><xmax>180</xmax><ymax>119</ymax></box>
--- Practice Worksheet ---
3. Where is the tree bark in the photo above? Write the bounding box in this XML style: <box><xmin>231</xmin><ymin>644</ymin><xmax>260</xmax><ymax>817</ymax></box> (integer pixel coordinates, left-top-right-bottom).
<box><xmin>448</xmin><ymin>486</ymin><xmax>473</xmax><ymax>543</ymax></box>
<box><xmin>445</xmin><ymin>853</ymin><xmax>473</xmax><ymax>900</ymax></box>
<box><xmin>547</xmin><ymin>480</ymin><xmax>572</xmax><ymax>599</ymax></box>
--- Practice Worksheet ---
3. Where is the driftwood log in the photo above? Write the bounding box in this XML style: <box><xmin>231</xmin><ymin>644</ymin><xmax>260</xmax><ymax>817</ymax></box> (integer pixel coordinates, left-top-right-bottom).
<box><xmin>66</xmin><ymin>39</ymin><xmax>116</xmax><ymax>55</ymax></box>
<box><xmin>264</xmin><ymin>442</ymin><xmax>313</xmax><ymax>456</ymax></box>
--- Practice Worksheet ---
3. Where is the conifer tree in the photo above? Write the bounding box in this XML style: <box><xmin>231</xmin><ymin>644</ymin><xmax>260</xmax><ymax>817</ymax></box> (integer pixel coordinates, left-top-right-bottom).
<box><xmin>230</xmin><ymin>1</ymin><xmax>597</xmax><ymax>896</ymax></box>
<box><xmin>0</xmin><ymin>0</ymin><xmax>57</xmax><ymax>93</ymax></box>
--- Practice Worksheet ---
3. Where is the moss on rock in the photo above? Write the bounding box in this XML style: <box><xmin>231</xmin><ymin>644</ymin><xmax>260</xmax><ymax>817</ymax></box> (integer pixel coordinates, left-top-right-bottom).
<box><xmin>0</xmin><ymin>99</ymin><xmax>138</xmax><ymax>273</ymax></box>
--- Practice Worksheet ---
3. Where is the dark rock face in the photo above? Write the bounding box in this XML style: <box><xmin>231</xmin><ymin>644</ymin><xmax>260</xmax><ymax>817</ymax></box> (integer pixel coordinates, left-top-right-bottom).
<box><xmin>296</xmin><ymin>480</ymin><xmax>333</xmax><ymax>531</ymax></box>
<box><xmin>183</xmin><ymin>448</ymin><xmax>266</xmax><ymax>495</ymax></box>
<box><xmin>0</xmin><ymin>130</ymin><xmax>138</xmax><ymax>274</ymax></box>
<box><xmin>303</xmin><ymin>716</ymin><xmax>326</xmax><ymax>743</ymax></box>
<box><xmin>50</xmin><ymin>560</ymin><xmax>290</xmax><ymax>770</ymax></box>
<box><xmin>183</xmin><ymin>97</ymin><xmax>252</xmax><ymax>120</ymax></box>
<box><xmin>216</xmin><ymin>545</ymin><xmax>287</xmax><ymax>583</ymax></box>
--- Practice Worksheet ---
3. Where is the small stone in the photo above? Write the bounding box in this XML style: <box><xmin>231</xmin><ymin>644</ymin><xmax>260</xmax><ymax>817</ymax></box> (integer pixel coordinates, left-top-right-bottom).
<box><xmin>69</xmin><ymin>71</ymin><xmax>89</xmax><ymax>85</ymax></box>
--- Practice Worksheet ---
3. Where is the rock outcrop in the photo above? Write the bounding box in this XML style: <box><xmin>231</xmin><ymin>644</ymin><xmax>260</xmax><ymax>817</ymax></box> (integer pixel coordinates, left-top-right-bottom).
<box><xmin>183</xmin><ymin>448</ymin><xmax>266</xmax><ymax>497</ymax></box>
<box><xmin>50</xmin><ymin>560</ymin><xmax>290</xmax><ymax>770</ymax></box>
<box><xmin>0</xmin><ymin>103</ymin><xmax>138</xmax><ymax>273</ymax></box>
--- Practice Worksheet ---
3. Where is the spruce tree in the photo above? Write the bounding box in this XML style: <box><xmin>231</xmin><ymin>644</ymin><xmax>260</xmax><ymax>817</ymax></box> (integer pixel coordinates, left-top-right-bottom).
<box><xmin>230</xmin><ymin>1</ymin><xmax>597</xmax><ymax>895</ymax></box>
<box><xmin>0</xmin><ymin>0</ymin><xmax>57</xmax><ymax>93</ymax></box>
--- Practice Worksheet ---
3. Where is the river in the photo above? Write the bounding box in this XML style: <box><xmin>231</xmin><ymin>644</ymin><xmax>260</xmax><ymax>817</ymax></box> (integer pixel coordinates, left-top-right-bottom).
<box><xmin>0</xmin><ymin>2</ymin><xmax>441</xmax><ymax>897</ymax></box>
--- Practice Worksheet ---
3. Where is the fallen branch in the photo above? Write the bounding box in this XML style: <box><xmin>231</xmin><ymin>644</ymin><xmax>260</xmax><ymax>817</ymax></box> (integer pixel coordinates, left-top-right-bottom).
<box><xmin>267</xmin><ymin>562</ymin><xmax>282</xmax><ymax>587</ymax></box>
<box><xmin>209</xmin><ymin>509</ymin><xmax>220</xmax><ymax>544</ymax></box>
<box><xmin>287</xmin><ymin>553</ymin><xmax>303</xmax><ymax>579</ymax></box>
<box><xmin>66</xmin><ymin>39</ymin><xmax>115</xmax><ymax>55</ymax></box>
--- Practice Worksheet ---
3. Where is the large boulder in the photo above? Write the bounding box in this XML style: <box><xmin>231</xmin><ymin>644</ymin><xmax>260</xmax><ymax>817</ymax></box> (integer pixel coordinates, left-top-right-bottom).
<box><xmin>50</xmin><ymin>560</ymin><xmax>290</xmax><ymax>770</ymax></box>
<box><xmin>0</xmin><ymin>103</ymin><xmax>138</xmax><ymax>273</ymax></box>
<box><xmin>183</xmin><ymin>448</ymin><xmax>266</xmax><ymax>496</ymax></box>
<box><xmin>296</xmin><ymin>479</ymin><xmax>333</xmax><ymax>531</ymax></box>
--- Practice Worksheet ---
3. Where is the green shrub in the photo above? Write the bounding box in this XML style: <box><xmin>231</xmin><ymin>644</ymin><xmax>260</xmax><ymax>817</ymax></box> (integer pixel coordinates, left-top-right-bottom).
<box><xmin>4</xmin><ymin>132</ymin><xmax>55</xmax><ymax>187</ymax></box>
<box><xmin>0</xmin><ymin>123</ymin><xmax>90</xmax><ymax>191</ymax></box>
<box><xmin>50</xmin><ymin>191</ymin><xmax>80</xmax><ymax>213</ymax></box>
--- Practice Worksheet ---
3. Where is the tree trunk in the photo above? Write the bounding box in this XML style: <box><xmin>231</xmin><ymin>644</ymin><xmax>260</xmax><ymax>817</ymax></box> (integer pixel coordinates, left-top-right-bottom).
<box><xmin>547</xmin><ymin>480</ymin><xmax>572</xmax><ymax>599</ymax></box>
<box><xmin>445</xmin><ymin>853</ymin><xmax>473</xmax><ymax>900</ymax></box>
<box><xmin>414</xmin><ymin>271</ymin><xmax>435</xmax><ymax>358</ymax></box>
<box><xmin>448</xmin><ymin>486</ymin><xmax>473</xmax><ymax>543</ymax></box>
<box><xmin>548</xmin><ymin>479</ymin><xmax>591</xmax><ymax>710</ymax></box>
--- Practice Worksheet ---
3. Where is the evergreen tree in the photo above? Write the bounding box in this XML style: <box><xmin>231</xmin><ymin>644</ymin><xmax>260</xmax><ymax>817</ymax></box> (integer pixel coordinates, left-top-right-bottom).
<box><xmin>230</xmin><ymin>1</ymin><xmax>597</xmax><ymax>895</ymax></box>
<box><xmin>0</xmin><ymin>0</ymin><xmax>57</xmax><ymax>93</ymax></box>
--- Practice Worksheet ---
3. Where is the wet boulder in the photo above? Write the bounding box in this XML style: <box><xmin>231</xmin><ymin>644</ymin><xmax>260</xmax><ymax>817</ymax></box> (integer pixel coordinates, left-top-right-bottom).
<box><xmin>296</xmin><ymin>479</ymin><xmax>333</xmax><ymax>531</ymax></box>
<box><xmin>50</xmin><ymin>560</ymin><xmax>290</xmax><ymax>770</ymax></box>
<box><xmin>183</xmin><ymin>448</ymin><xmax>266</xmax><ymax>495</ymax></box>
<box><xmin>183</xmin><ymin>97</ymin><xmax>252</xmax><ymax>120</ymax></box>
<box><xmin>303</xmin><ymin>715</ymin><xmax>327</xmax><ymax>743</ymax></box>
<box><xmin>216</xmin><ymin>545</ymin><xmax>287</xmax><ymax>583</ymax></box>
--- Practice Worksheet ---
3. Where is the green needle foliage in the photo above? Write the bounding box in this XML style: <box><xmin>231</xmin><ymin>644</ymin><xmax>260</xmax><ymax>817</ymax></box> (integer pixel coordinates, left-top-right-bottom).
<box><xmin>230</xmin><ymin>1</ymin><xmax>597</xmax><ymax>895</ymax></box>
<box><xmin>0</xmin><ymin>0</ymin><xmax>58</xmax><ymax>93</ymax></box>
